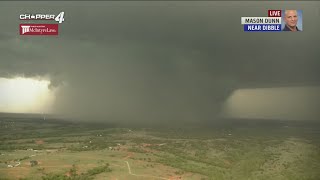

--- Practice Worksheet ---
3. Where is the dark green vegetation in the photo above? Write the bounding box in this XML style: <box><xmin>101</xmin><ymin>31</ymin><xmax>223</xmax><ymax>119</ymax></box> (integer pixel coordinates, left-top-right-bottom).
<box><xmin>1</xmin><ymin>113</ymin><xmax>320</xmax><ymax>179</ymax></box>
<box><xmin>41</xmin><ymin>163</ymin><xmax>112</xmax><ymax>180</ymax></box>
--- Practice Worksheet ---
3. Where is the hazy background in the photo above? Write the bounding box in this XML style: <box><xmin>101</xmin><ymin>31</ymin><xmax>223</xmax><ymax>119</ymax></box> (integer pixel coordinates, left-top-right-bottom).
<box><xmin>0</xmin><ymin>1</ymin><xmax>319</xmax><ymax>124</ymax></box>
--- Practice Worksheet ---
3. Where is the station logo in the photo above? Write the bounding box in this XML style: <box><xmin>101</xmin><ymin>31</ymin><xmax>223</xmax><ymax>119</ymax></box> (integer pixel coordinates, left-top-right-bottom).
<box><xmin>20</xmin><ymin>12</ymin><xmax>65</xmax><ymax>23</ymax></box>
<box><xmin>19</xmin><ymin>12</ymin><xmax>64</xmax><ymax>36</ymax></box>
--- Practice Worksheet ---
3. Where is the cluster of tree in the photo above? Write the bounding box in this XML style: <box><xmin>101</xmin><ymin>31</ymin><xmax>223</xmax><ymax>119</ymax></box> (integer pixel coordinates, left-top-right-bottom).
<box><xmin>0</xmin><ymin>144</ymin><xmax>44</xmax><ymax>151</ymax></box>
<box><xmin>127</xmin><ymin>147</ymin><xmax>146</xmax><ymax>153</ymax></box>
<box><xmin>41</xmin><ymin>173</ymin><xmax>95</xmax><ymax>180</ymax></box>
<box><xmin>41</xmin><ymin>163</ymin><xmax>112</xmax><ymax>180</ymax></box>
<box><xmin>130</xmin><ymin>138</ymin><xmax>164</xmax><ymax>145</ymax></box>
<box><xmin>67</xmin><ymin>143</ymin><xmax>114</xmax><ymax>152</ymax></box>
<box><xmin>85</xmin><ymin>163</ymin><xmax>112</xmax><ymax>176</ymax></box>
<box><xmin>145</xmin><ymin>163</ymin><xmax>154</xmax><ymax>168</ymax></box>
<box><xmin>14</xmin><ymin>156</ymin><xmax>30</xmax><ymax>161</ymax></box>
<box><xmin>174</xmin><ymin>170</ymin><xmax>184</xmax><ymax>175</ymax></box>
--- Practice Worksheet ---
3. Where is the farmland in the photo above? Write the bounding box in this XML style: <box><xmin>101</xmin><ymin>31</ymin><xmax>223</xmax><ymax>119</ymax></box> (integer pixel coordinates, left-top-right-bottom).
<box><xmin>0</xmin><ymin>114</ymin><xmax>320</xmax><ymax>180</ymax></box>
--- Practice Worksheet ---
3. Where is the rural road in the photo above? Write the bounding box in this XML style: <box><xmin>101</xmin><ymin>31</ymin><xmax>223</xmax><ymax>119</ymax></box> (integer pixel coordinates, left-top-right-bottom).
<box><xmin>125</xmin><ymin>161</ymin><xmax>170</xmax><ymax>180</ymax></box>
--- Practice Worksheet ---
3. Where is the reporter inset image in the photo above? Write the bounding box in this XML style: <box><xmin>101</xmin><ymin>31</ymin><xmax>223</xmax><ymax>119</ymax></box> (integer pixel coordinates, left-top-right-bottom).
<box><xmin>282</xmin><ymin>10</ymin><xmax>303</xmax><ymax>31</ymax></box>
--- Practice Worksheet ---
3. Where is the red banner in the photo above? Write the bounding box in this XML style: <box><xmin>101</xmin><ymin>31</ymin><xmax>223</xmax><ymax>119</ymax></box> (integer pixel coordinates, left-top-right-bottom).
<box><xmin>20</xmin><ymin>24</ymin><xmax>58</xmax><ymax>35</ymax></box>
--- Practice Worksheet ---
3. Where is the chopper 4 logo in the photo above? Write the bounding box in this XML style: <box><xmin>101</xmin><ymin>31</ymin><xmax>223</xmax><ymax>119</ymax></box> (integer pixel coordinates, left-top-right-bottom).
<box><xmin>20</xmin><ymin>12</ymin><xmax>65</xmax><ymax>23</ymax></box>
<box><xmin>19</xmin><ymin>12</ymin><xmax>65</xmax><ymax>35</ymax></box>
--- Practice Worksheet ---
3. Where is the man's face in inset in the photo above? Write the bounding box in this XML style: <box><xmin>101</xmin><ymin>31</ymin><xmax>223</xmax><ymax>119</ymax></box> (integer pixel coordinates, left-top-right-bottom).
<box><xmin>284</xmin><ymin>10</ymin><xmax>298</xmax><ymax>28</ymax></box>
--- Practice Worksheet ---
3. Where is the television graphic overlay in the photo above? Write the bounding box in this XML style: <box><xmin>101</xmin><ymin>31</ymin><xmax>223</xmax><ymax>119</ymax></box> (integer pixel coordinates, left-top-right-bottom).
<box><xmin>19</xmin><ymin>12</ymin><xmax>65</xmax><ymax>23</ymax></box>
<box><xmin>241</xmin><ymin>10</ymin><xmax>302</xmax><ymax>32</ymax></box>
<box><xmin>19</xmin><ymin>12</ymin><xmax>64</xmax><ymax>36</ymax></box>
<box><xmin>19</xmin><ymin>24</ymin><xmax>59</xmax><ymax>35</ymax></box>
<box><xmin>281</xmin><ymin>10</ymin><xmax>303</xmax><ymax>31</ymax></box>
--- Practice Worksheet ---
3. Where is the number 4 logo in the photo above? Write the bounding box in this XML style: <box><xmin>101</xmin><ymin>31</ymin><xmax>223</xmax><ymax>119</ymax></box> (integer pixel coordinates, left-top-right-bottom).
<box><xmin>55</xmin><ymin>12</ymin><xmax>65</xmax><ymax>23</ymax></box>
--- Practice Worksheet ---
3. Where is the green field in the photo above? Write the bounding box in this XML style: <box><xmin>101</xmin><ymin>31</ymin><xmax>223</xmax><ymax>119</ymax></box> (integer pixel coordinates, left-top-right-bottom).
<box><xmin>0</xmin><ymin>116</ymin><xmax>320</xmax><ymax>180</ymax></box>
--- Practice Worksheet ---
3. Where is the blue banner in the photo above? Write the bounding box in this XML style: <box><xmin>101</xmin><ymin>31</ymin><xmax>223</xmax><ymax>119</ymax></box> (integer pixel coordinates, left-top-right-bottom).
<box><xmin>244</xmin><ymin>24</ymin><xmax>282</xmax><ymax>32</ymax></box>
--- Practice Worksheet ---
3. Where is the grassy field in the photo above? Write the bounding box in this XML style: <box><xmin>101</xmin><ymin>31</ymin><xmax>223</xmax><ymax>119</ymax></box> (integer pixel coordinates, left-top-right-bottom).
<box><xmin>0</xmin><ymin>115</ymin><xmax>320</xmax><ymax>180</ymax></box>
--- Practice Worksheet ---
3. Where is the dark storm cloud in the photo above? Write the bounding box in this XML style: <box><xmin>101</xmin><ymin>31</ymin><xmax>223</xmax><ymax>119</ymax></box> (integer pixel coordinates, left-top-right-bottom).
<box><xmin>0</xmin><ymin>1</ymin><xmax>319</xmax><ymax>123</ymax></box>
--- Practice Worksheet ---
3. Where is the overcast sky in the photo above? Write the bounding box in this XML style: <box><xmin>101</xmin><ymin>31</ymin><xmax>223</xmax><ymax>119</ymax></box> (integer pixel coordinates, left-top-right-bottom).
<box><xmin>0</xmin><ymin>1</ymin><xmax>319</xmax><ymax>123</ymax></box>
